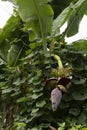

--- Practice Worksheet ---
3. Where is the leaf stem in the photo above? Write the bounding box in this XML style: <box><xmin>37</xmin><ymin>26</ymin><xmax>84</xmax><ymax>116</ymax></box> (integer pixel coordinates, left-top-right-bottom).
<box><xmin>33</xmin><ymin>0</ymin><xmax>47</xmax><ymax>53</ymax></box>
<box><xmin>14</xmin><ymin>45</ymin><xmax>24</xmax><ymax>66</ymax></box>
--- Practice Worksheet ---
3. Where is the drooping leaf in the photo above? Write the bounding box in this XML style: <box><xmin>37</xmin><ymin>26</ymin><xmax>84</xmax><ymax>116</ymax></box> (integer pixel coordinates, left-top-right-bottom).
<box><xmin>51</xmin><ymin>6</ymin><xmax>73</xmax><ymax>37</ymax></box>
<box><xmin>52</xmin><ymin>0</ymin><xmax>87</xmax><ymax>38</ymax></box>
<box><xmin>66</xmin><ymin>0</ymin><xmax>87</xmax><ymax>37</ymax></box>
<box><xmin>0</xmin><ymin>15</ymin><xmax>20</xmax><ymax>61</ymax></box>
<box><xmin>0</xmin><ymin>15</ymin><xmax>20</xmax><ymax>44</ymax></box>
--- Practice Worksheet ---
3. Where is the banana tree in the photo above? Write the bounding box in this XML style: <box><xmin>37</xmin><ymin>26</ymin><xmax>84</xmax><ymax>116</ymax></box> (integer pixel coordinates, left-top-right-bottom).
<box><xmin>0</xmin><ymin>0</ymin><xmax>87</xmax><ymax>129</ymax></box>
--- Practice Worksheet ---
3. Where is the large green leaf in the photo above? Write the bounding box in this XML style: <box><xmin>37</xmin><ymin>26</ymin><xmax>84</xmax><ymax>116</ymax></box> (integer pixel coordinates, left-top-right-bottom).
<box><xmin>15</xmin><ymin>0</ymin><xmax>53</xmax><ymax>38</ymax></box>
<box><xmin>0</xmin><ymin>15</ymin><xmax>20</xmax><ymax>44</ymax></box>
<box><xmin>51</xmin><ymin>0</ymin><xmax>87</xmax><ymax>37</ymax></box>
<box><xmin>0</xmin><ymin>15</ymin><xmax>20</xmax><ymax>61</ymax></box>
<box><xmin>66</xmin><ymin>0</ymin><xmax>87</xmax><ymax>37</ymax></box>
<box><xmin>51</xmin><ymin>6</ymin><xmax>73</xmax><ymax>37</ymax></box>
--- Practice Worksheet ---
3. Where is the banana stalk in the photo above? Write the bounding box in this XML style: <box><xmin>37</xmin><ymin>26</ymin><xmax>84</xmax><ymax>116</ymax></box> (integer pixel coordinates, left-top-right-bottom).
<box><xmin>53</xmin><ymin>54</ymin><xmax>64</xmax><ymax>77</ymax></box>
<box><xmin>53</xmin><ymin>54</ymin><xmax>72</xmax><ymax>77</ymax></box>
<box><xmin>53</xmin><ymin>54</ymin><xmax>63</xmax><ymax>70</ymax></box>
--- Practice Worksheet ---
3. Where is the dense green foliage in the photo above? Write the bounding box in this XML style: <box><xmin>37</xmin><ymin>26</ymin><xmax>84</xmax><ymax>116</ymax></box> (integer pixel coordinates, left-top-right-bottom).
<box><xmin>0</xmin><ymin>0</ymin><xmax>87</xmax><ymax>129</ymax></box>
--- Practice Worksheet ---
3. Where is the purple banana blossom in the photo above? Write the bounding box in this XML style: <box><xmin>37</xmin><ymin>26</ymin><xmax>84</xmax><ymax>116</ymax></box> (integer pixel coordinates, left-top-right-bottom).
<box><xmin>51</xmin><ymin>87</ymin><xmax>62</xmax><ymax>112</ymax></box>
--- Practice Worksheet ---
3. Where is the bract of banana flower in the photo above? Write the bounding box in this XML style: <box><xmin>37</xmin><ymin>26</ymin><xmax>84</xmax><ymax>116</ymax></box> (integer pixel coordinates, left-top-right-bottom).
<box><xmin>51</xmin><ymin>87</ymin><xmax>62</xmax><ymax>112</ymax></box>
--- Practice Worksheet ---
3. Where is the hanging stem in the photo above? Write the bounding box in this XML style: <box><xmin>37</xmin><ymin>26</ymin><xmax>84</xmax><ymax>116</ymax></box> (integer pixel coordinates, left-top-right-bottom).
<box><xmin>53</xmin><ymin>54</ymin><xmax>63</xmax><ymax>70</ymax></box>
